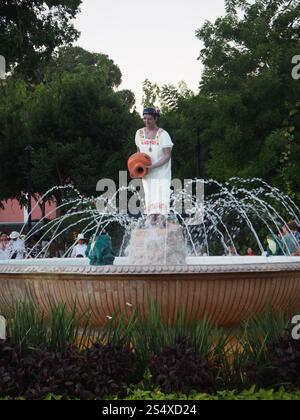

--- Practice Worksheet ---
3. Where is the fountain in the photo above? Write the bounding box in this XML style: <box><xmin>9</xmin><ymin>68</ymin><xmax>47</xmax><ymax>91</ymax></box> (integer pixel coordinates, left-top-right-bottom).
<box><xmin>0</xmin><ymin>179</ymin><xmax>300</xmax><ymax>327</ymax></box>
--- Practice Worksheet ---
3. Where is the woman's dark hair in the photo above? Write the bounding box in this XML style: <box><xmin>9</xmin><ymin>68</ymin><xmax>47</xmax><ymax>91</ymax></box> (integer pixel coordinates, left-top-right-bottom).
<box><xmin>143</xmin><ymin>107</ymin><xmax>160</xmax><ymax>118</ymax></box>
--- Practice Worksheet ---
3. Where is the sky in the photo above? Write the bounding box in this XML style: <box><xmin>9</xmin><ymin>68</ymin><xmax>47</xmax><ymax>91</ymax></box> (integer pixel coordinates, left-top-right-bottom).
<box><xmin>75</xmin><ymin>0</ymin><xmax>226</xmax><ymax>109</ymax></box>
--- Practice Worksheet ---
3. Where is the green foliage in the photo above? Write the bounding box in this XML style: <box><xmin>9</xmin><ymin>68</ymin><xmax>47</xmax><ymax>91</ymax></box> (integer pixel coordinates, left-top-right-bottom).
<box><xmin>2</xmin><ymin>300</ymin><xmax>94</xmax><ymax>353</ymax></box>
<box><xmin>0</xmin><ymin>79</ymin><xmax>32</xmax><ymax>201</ymax></box>
<box><xmin>1</xmin><ymin>0</ymin><xmax>300</xmax><ymax>207</ymax></box>
<box><xmin>194</xmin><ymin>0</ymin><xmax>300</xmax><ymax>191</ymax></box>
<box><xmin>147</xmin><ymin>0</ymin><xmax>300</xmax><ymax>204</ymax></box>
<box><xmin>44</xmin><ymin>46</ymin><xmax>122</xmax><ymax>88</ymax></box>
<box><xmin>159</xmin><ymin>95</ymin><xmax>216</xmax><ymax>180</ymax></box>
<box><xmin>99</xmin><ymin>299</ymin><xmax>219</xmax><ymax>377</ymax></box>
<box><xmin>107</xmin><ymin>386</ymin><xmax>300</xmax><ymax>400</ymax></box>
<box><xmin>97</xmin><ymin>298</ymin><xmax>298</xmax><ymax>392</ymax></box>
<box><xmin>142</xmin><ymin>79</ymin><xmax>160</xmax><ymax>108</ymax></box>
<box><xmin>142</xmin><ymin>79</ymin><xmax>194</xmax><ymax>112</ymax></box>
<box><xmin>2</xmin><ymin>388</ymin><xmax>300</xmax><ymax>400</ymax></box>
<box><xmin>1</xmin><ymin>298</ymin><xmax>300</xmax><ymax>398</ymax></box>
<box><xmin>0</xmin><ymin>0</ymin><xmax>82</xmax><ymax>82</ymax></box>
<box><xmin>159</xmin><ymin>81</ymin><xmax>194</xmax><ymax>112</ymax></box>
<box><xmin>0</xmin><ymin>47</ymin><xmax>140</xmax><ymax>202</ymax></box>
<box><xmin>278</xmin><ymin>102</ymin><xmax>300</xmax><ymax>202</ymax></box>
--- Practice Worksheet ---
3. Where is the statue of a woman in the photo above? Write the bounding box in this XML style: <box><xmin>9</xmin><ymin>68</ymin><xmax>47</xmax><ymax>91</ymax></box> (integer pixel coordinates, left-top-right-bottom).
<box><xmin>135</xmin><ymin>108</ymin><xmax>173</xmax><ymax>227</ymax></box>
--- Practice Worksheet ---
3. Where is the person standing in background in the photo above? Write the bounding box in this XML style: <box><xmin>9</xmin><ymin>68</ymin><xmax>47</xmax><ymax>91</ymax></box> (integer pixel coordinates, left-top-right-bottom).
<box><xmin>282</xmin><ymin>221</ymin><xmax>300</xmax><ymax>256</ymax></box>
<box><xmin>8</xmin><ymin>232</ymin><xmax>26</xmax><ymax>259</ymax></box>
<box><xmin>0</xmin><ymin>233</ymin><xmax>10</xmax><ymax>260</ymax></box>
<box><xmin>71</xmin><ymin>234</ymin><xmax>88</xmax><ymax>258</ymax></box>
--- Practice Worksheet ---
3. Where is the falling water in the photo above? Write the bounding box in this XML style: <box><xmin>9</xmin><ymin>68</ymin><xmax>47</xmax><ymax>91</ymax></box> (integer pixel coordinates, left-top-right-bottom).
<box><xmin>18</xmin><ymin>178</ymin><xmax>300</xmax><ymax>261</ymax></box>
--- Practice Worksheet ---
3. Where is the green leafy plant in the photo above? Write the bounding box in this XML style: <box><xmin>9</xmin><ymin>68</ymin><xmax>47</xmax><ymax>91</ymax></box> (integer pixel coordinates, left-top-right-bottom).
<box><xmin>3</xmin><ymin>300</ymin><xmax>94</xmax><ymax>353</ymax></box>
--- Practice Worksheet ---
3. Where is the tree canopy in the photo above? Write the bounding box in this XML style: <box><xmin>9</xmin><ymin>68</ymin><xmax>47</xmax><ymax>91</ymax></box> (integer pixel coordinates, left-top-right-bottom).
<box><xmin>0</xmin><ymin>46</ymin><xmax>140</xmax><ymax>204</ymax></box>
<box><xmin>1</xmin><ymin>0</ymin><xmax>300</xmax><ymax>207</ymax></box>
<box><xmin>147</xmin><ymin>0</ymin><xmax>300</xmax><ymax>202</ymax></box>
<box><xmin>0</xmin><ymin>0</ymin><xmax>82</xmax><ymax>82</ymax></box>
<box><xmin>196</xmin><ymin>0</ymin><xmax>300</xmax><ymax>183</ymax></box>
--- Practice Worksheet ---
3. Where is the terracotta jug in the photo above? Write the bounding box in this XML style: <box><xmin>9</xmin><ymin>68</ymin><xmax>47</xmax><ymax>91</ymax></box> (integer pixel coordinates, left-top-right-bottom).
<box><xmin>127</xmin><ymin>153</ymin><xmax>152</xmax><ymax>179</ymax></box>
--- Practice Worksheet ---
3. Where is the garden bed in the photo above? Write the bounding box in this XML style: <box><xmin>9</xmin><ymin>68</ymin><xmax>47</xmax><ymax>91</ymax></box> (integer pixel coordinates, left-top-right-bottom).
<box><xmin>0</xmin><ymin>300</ymin><xmax>300</xmax><ymax>400</ymax></box>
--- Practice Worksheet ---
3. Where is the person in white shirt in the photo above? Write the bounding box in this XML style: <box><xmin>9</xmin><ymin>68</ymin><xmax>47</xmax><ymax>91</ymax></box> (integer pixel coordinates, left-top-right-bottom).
<box><xmin>0</xmin><ymin>233</ymin><xmax>10</xmax><ymax>260</ymax></box>
<box><xmin>71</xmin><ymin>234</ymin><xmax>87</xmax><ymax>258</ymax></box>
<box><xmin>8</xmin><ymin>231</ymin><xmax>25</xmax><ymax>259</ymax></box>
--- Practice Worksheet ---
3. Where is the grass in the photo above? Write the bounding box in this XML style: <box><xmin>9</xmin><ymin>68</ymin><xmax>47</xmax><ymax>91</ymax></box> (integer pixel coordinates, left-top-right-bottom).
<box><xmin>1</xmin><ymin>300</ymin><xmax>96</xmax><ymax>353</ymax></box>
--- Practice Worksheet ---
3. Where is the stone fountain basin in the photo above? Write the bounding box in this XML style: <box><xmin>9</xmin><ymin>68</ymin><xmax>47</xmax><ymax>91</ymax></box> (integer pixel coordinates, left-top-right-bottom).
<box><xmin>0</xmin><ymin>257</ymin><xmax>300</xmax><ymax>327</ymax></box>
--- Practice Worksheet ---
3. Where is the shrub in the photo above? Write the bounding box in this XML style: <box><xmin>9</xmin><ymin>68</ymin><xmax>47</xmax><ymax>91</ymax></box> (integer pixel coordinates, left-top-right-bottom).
<box><xmin>149</xmin><ymin>337</ymin><xmax>214</xmax><ymax>394</ymax></box>
<box><xmin>76</xmin><ymin>343</ymin><xmax>137</xmax><ymax>399</ymax></box>
<box><xmin>215</xmin><ymin>308</ymin><xmax>291</xmax><ymax>390</ymax></box>
<box><xmin>0</xmin><ymin>341</ymin><xmax>136</xmax><ymax>400</ymax></box>
<box><xmin>108</xmin><ymin>386</ymin><xmax>300</xmax><ymax>400</ymax></box>
<box><xmin>246</xmin><ymin>324</ymin><xmax>300</xmax><ymax>389</ymax></box>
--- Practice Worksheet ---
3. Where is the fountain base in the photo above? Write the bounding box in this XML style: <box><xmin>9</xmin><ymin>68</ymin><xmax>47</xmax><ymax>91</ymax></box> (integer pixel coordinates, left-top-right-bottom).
<box><xmin>128</xmin><ymin>225</ymin><xmax>186</xmax><ymax>265</ymax></box>
<box><xmin>1</xmin><ymin>257</ymin><xmax>300</xmax><ymax>327</ymax></box>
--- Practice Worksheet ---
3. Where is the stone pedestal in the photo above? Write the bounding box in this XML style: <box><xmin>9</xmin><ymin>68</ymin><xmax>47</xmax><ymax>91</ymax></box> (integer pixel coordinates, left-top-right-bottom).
<box><xmin>128</xmin><ymin>224</ymin><xmax>186</xmax><ymax>265</ymax></box>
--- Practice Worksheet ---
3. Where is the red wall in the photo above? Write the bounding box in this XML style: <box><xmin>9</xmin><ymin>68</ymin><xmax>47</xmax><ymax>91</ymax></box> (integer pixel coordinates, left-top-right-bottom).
<box><xmin>0</xmin><ymin>196</ymin><xmax>57</xmax><ymax>223</ymax></box>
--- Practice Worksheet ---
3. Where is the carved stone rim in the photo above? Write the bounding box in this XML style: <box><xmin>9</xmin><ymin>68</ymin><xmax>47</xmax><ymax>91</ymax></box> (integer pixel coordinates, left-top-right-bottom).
<box><xmin>0</xmin><ymin>262</ymin><xmax>300</xmax><ymax>276</ymax></box>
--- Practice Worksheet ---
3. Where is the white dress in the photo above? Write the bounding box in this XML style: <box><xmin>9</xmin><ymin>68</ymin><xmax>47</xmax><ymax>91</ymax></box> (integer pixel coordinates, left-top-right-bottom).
<box><xmin>135</xmin><ymin>128</ymin><xmax>174</xmax><ymax>215</ymax></box>
<box><xmin>71</xmin><ymin>244</ymin><xmax>87</xmax><ymax>258</ymax></box>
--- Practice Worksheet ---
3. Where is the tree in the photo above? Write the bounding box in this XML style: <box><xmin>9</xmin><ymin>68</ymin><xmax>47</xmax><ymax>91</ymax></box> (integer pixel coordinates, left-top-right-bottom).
<box><xmin>142</xmin><ymin>79</ymin><xmax>160</xmax><ymax>108</ymax></box>
<box><xmin>44</xmin><ymin>46</ymin><xmax>122</xmax><ymax>88</ymax></box>
<box><xmin>116</xmin><ymin>89</ymin><xmax>136</xmax><ymax>110</ymax></box>
<box><xmin>160</xmin><ymin>81</ymin><xmax>194</xmax><ymax>112</ymax></box>
<box><xmin>141</xmin><ymin>79</ymin><xmax>208</xmax><ymax>179</ymax></box>
<box><xmin>194</xmin><ymin>0</ymin><xmax>300</xmax><ymax>196</ymax></box>
<box><xmin>160</xmin><ymin>94</ymin><xmax>215</xmax><ymax>180</ymax></box>
<box><xmin>141</xmin><ymin>79</ymin><xmax>194</xmax><ymax>112</ymax></box>
<box><xmin>0</xmin><ymin>52</ymin><xmax>140</xmax><ymax>204</ymax></box>
<box><xmin>0</xmin><ymin>0</ymin><xmax>82</xmax><ymax>82</ymax></box>
<box><xmin>29</xmin><ymin>70</ymin><xmax>137</xmax><ymax>194</ymax></box>
<box><xmin>270</xmin><ymin>101</ymin><xmax>300</xmax><ymax>202</ymax></box>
